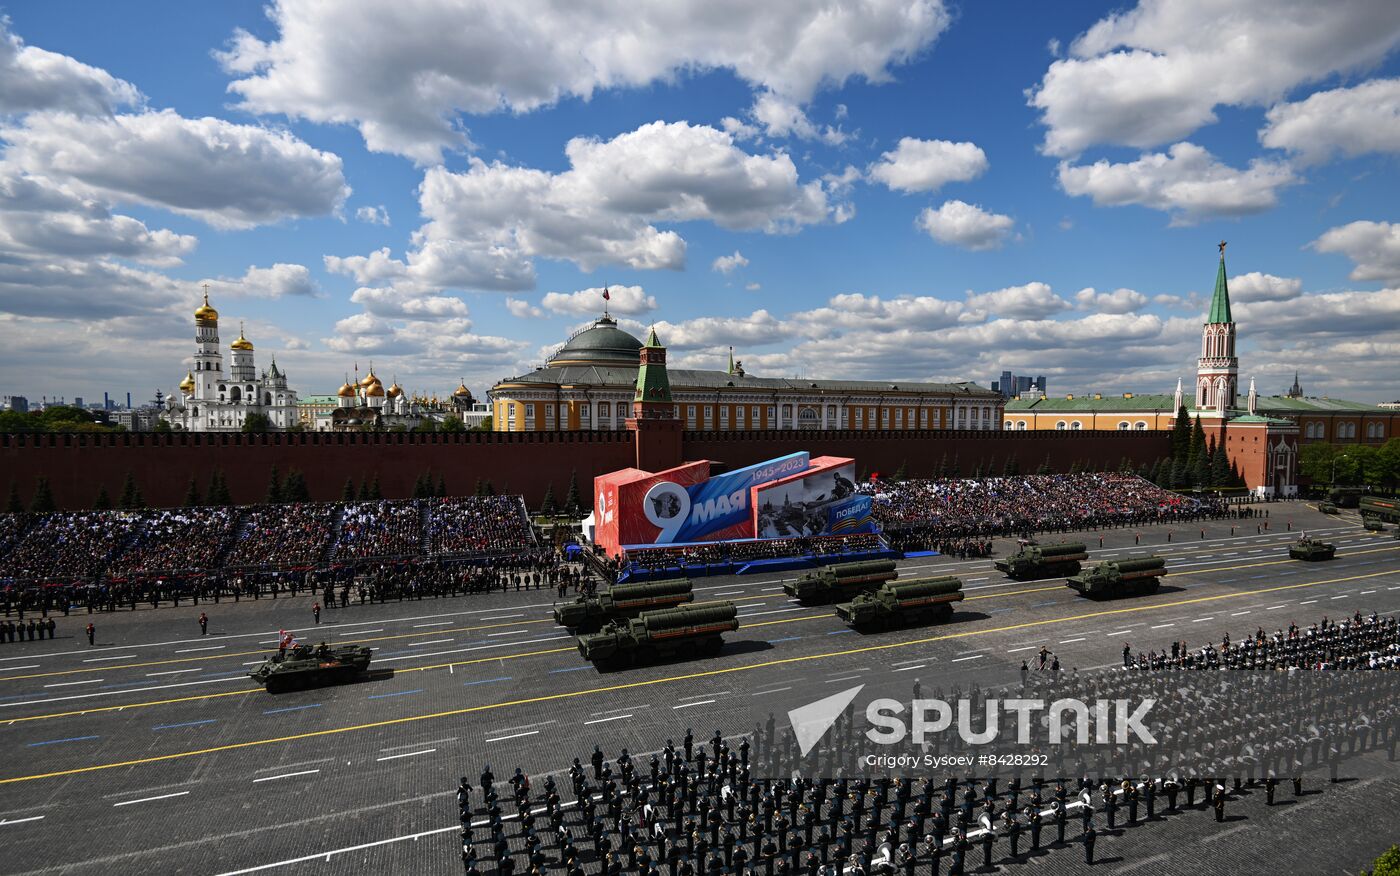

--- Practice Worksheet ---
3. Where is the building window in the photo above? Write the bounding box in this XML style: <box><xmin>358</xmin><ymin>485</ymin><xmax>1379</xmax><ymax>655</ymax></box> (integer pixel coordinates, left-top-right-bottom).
<box><xmin>766</xmin><ymin>406</ymin><xmax>776</xmax><ymax>424</ymax></box>
<box><xmin>855</xmin><ymin>409</ymin><xmax>864</xmax><ymax>428</ymax></box>
<box><xmin>703</xmin><ymin>406</ymin><xmax>713</xmax><ymax>427</ymax></box>
<box><xmin>1070</xmin><ymin>421</ymin><xmax>1082</xmax><ymax>430</ymax></box>
<box><xmin>894</xmin><ymin>409</ymin><xmax>903</xmax><ymax>428</ymax></box>
<box><xmin>798</xmin><ymin>408</ymin><xmax>820</xmax><ymax>430</ymax></box>
<box><xmin>1118</xmin><ymin>421</ymin><xmax>1130</xmax><ymax>431</ymax></box>
<box><xmin>1016</xmin><ymin>421</ymin><xmax>1026</xmax><ymax>431</ymax></box>
<box><xmin>1056</xmin><ymin>421</ymin><xmax>1066</xmax><ymax>431</ymax></box>
<box><xmin>720</xmin><ymin>407</ymin><xmax>730</xmax><ymax>429</ymax></box>
<box><xmin>1135</xmin><ymin>421</ymin><xmax>1147</xmax><ymax>430</ymax></box>
<box><xmin>841</xmin><ymin>408</ymin><xmax>850</xmax><ymax>428</ymax></box>
<box><xmin>1005</xmin><ymin>420</ymin><xmax>1013</xmax><ymax>430</ymax></box>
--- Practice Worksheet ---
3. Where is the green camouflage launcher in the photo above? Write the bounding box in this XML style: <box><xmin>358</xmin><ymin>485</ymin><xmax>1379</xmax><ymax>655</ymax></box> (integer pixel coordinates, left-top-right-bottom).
<box><xmin>247</xmin><ymin>643</ymin><xmax>373</xmax><ymax>693</ymax></box>
<box><xmin>1066</xmin><ymin>556</ymin><xmax>1166</xmax><ymax>599</ymax></box>
<box><xmin>835</xmin><ymin>576</ymin><xmax>964</xmax><ymax>631</ymax></box>
<box><xmin>553</xmin><ymin>578</ymin><xmax>694</xmax><ymax>632</ymax></box>
<box><xmin>993</xmin><ymin>542</ymin><xmax>1088</xmax><ymax>580</ymax></box>
<box><xmin>1288</xmin><ymin>537</ymin><xmax>1336</xmax><ymax>561</ymax></box>
<box><xmin>576</xmin><ymin>602</ymin><xmax>740</xmax><ymax>669</ymax></box>
<box><xmin>783</xmin><ymin>559</ymin><xmax>898</xmax><ymax>605</ymax></box>
<box><xmin>1360</xmin><ymin>496</ymin><xmax>1400</xmax><ymax>525</ymax></box>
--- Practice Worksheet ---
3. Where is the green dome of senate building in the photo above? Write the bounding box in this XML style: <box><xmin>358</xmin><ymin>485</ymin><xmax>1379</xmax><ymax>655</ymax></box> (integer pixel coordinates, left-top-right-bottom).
<box><xmin>547</xmin><ymin>315</ymin><xmax>644</xmax><ymax>367</ymax></box>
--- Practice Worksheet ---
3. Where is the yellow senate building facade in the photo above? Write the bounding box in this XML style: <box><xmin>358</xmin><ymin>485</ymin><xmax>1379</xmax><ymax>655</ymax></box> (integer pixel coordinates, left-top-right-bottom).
<box><xmin>487</xmin><ymin>314</ymin><xmax>1004</xmax><ymax>433</ymax></box>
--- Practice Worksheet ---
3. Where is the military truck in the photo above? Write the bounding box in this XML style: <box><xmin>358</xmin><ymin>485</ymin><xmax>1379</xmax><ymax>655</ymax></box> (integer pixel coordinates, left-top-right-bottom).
<box><xmin>553</xmin><ymin>578</ymin><xmax>693</xmax><ymax>632</ymax></box>
<box><xmin>247</xmin><ymin>642</ymin><xmax>373</xmax><ymax>693</ymax></box>
<box><xmin>576</xmin><ymin>602</ymin><xmax>739</xmax><ymax>670</ymax></box>
<box><xmin>835</xmin><ymin>576</ymin><xmax>964</xmax><ymax>632</ymax></box>
<box><xmin>1318</xmin><ymin>502</ymin><xmax>1340</xmax><ymax>514</ymax></box>
<box><xmin>783</xmin><ymin>559</ymin><xmax>898</xmax><ymax>605</ymax></box>
<box><xmin>1289</xmin><ymin>537</ymin><xmax>1336</xmax><ymax>561</ymax></box>
<box><xmin>994</xmin><ymin>542</ymin><xmax>1088</xmax><ymax>580</ymax></box>
<box><xmin>1066</xmin><ymin>556</ymin><xmax>1167</xmax><ymax>600</ymax></box>
<box><xmin>1360</xmin><ymin>496</ymin><xmax>1400</xmax><ymax>525</ymax></box>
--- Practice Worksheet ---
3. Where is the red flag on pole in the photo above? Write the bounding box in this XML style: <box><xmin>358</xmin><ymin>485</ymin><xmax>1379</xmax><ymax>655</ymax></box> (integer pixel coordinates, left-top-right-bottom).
<box><xmin>602</xmin><ymin>288</ymin><xmax>611</xmax><ymax>301</ymax></box>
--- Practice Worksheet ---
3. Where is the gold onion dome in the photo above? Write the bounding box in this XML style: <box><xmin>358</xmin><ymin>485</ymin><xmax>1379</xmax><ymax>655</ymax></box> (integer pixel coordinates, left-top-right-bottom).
<box><xmin>387</xmin><ymin>382</ymin><xmax>403</xmax><ymax>398</ymax></box>
<box><xmin>359</xmin><ymin>370</ymin><xmax>381</xmax><ymax>388</ymax></box>
<box><xmin>194</xmin><ymin>288</ymin><xmax>219</xmax><ymax>325</ymax></box>
<box><xmin>179</xmin><ymin>372</ymin><xmax>195</xmax><ymax>393</ymax></box>
<box><xmin>454</xmin><ymin>383</ymin><xmax>471</xmax><ymax>396</ymax></box>
<box><xmin>337</xmin><ymin>380</ymin><xmax>356</xmax><ymax>398</ymax></box>
<box><xmin>365</xmin><ymin>381</ymin><xmax>385</xmax><ymax>397</ymax></box>
<box><xmin>230</xmin><ymin>324</ymin><xmax>254</xmax><ymax>351</ymax></box>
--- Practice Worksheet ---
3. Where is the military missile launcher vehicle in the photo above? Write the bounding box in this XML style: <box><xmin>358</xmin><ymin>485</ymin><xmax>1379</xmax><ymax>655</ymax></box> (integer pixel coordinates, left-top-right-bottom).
<box><xmin>1360</xmin><ymin>496</ymin><xmax>1400</xmax><ymax>525</ymax></box>
<box><xmin>1066</xmin><ymin>556</ymin><xmax>1167</xmax><ymax>600</ymax></box>
<box><xmin>783</xmin><ymin>559</ymin><xmax>898</xmax><ymax>605</ymax></box>
<box><xmin>247</xmin><ymin>642</ymin><xmax>373</xmax><ymax>693</ymax></box>
<box><xmin>553</xmin><ymin>578</ymin><xmax>693</xmax><ymax>632</ymax></box>
<box><xmin>576</xmin><ymin>602</ymin><xmax>739</xmax><ymax>670</ymax></box>
<box><xmin>1288</xmin><ymin>537</ymin><xmax>1336</xmax><ymax>561</ymax></box>
<box><xmin>835</xmin><ymin>576</ymin><xmax>964</xmax><ymax>631</ymax></box>
<box><xmin>994</xmin><ymin>542</ymin><xmax>1088</xmax><ymax>580</ymax></box>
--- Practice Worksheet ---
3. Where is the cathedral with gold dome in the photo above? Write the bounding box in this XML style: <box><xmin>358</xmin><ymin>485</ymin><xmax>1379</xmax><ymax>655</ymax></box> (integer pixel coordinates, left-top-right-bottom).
<box><xmin>165</xmin><ymin>287</ymin><xmax>301</xmax><ymax>431</ymax></box>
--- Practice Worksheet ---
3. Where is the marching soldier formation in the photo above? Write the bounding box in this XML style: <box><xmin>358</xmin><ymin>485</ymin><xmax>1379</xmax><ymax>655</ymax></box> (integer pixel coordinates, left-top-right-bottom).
<box><xmin>450</xmin><ymin>610</ymin><xmax>1400</xmax><ymax>874</ymax></box>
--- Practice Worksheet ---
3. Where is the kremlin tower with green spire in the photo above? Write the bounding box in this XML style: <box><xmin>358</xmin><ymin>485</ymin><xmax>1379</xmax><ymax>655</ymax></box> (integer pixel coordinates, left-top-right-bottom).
<box><xmin>1195</xmin><ymin>240</ymin><xmax>1238</xmax><ymax>414</ymax></box>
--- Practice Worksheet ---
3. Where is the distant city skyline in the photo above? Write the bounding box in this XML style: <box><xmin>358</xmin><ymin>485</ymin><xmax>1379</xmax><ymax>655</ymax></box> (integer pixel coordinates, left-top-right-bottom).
<box><xmin>2</xmin><ymin>2</ymin><xmax>1400</xmax><ymax>403</ymax></box>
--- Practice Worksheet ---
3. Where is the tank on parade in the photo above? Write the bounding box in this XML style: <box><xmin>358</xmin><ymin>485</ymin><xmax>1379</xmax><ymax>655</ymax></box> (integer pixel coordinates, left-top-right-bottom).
<box><xmin>553</xmin><ymin>578</ymin><xmax>694</xmax><ymax>632</ymax></box>
<box><xmin>1066</xmin><ymin>556</ymin><xmax>1167</xmax><ymax>599</ymax></box>
<box><xmin>783</xmin><ymin>559</ymin><xmax>898</xmax><ymax>604</ymax></box>
<box><xmin>576</xmin><ymin>602</ymin><xmax>739</xmax><ymax>669</ymax></box>
<box><xmin>247</xmin><ymin>643</ymin><xmax>373</xmax><ymax>693</ymax></box>
<box><xmin>835</xmin><ymin>576</ymin><xmax>964</xmax><ymax>631</ymax></box>
<box><xmin>1289</xmin><ymin>537</ymin><xmax>1336</xmax><ymax>561</ymax></box>
<box><xmin>993</xmin><ymin>542</ymin><xmax>1088</xmax><ymax>580</ymax></box>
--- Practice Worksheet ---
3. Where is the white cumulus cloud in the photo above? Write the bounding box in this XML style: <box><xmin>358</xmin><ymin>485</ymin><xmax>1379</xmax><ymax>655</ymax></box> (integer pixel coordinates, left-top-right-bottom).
<box><xmin>1057</xmin><ymin>142</ymin><xmax>1297</xmax><ymax>225</ymax></box>
<box><xmin>220</xmin><ymin>0</ymin><xmax>950</xmax><ymax>162</ymax></box>
<box><xmin>916</xmin><ymin>200</ymin><xmax>1015</xmax><ymax>250</ymax></box>
<box><xmin>1</xmin><ymin>109</ymin><xmax>349</xmax><ymax>229</ymax></box>
<box><xmin>712</xmin><ymin>251</ymin><xmax>750</xmax><ymax>275</ymax></box>
<box><xmin>200</xmin><ymin>263</ymin><xmax>320</xmax><ymax>299</ymax></box>
<box><xmin>1074</xmin><ymin>287</ymin><xmax>1148</xmax><ymax>314</ymax></box>
<box><xmin>542</xmin><ymin>285</ymin><xmax>656</xmax><ymax>317</ymax></box>
<box><xmin>1261</xmin><ymin>77</ymin><xmax>1400</xmax><ymax>165</ymax></box>
<box><xmin>867</xmin><ymin>137</ymin><xmax>988</xmax><ymax>193</ymax></box>
<box><xmin>1311</xmin><ymin>220</ymin><xmax>1400</xmax><ymax>285</ymax></box>
<box><xmin>1027</xmin><ymin>0</ymin><xmax>1400</xmax><ymax>156</ymax></box>
<box><xmin>0</xmin><ymin>18</ymin><xmax>141</xmax><ymax>115</ymax></box>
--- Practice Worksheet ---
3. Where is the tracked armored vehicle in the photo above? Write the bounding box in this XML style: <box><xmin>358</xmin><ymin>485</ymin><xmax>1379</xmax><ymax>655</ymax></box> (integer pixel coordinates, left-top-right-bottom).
<box><xmin>1066</xmin><ymin>556</ymin><xmax>1166</xmax><ymax>600</ymax></box>
<box><xmin>577</xmin><ymin>602</ymin><xmax>739</xmax><ymax>670</ymax></box>
<box><xmin>783</xmin><ymin>560</ymin><xmax>898</xmax><ymax>605</ymax></box>
<box><xmin>994</xmin><ymin>542</ymin><xmax>1088</xmax><ymax>580</ymax></box>
<box><xmin>1318</xmin><ymin>502</ymin><xmax>1339</xmax><ymax>514</ymax></box>
<box><xmin>247</xmin><ymin>643</ymin><xmax>373</xmax><ymax>693</ymax></box>
<box><xmin>1289</xmin><ymin>537</ymin><xmax>1336</xmax><ymax>561</ymax></box>
<box><xmin>553</xmin><ymin>578</ymin><xmax>693</xmax><ymax>632</ymax></box>
<box><xmin>835</xmin><ymin>576</ymin><xmax>964</xmax><ymax>631</ymax></box>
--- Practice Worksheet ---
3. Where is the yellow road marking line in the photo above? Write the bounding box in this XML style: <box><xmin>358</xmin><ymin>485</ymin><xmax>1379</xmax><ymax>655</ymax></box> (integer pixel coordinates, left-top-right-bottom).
<box><xmin>3</xmin><ymin>565</ymin><xmax>1394</xmax><ymax>785</ymax></box>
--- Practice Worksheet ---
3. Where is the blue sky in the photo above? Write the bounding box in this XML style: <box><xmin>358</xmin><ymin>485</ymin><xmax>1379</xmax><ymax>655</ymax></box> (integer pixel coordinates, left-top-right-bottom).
<box><xmin>2</xmin><ymin>0</ymin><xmax>1400</xmax><ymax>404</ymax></box>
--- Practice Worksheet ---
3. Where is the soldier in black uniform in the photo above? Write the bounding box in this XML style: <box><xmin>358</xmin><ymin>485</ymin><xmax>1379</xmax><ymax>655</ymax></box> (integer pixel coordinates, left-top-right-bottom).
<box><xmin>1082</xmin><ymin>825</ymin><xmax>1097</xmax><ymax>865</ymax></box>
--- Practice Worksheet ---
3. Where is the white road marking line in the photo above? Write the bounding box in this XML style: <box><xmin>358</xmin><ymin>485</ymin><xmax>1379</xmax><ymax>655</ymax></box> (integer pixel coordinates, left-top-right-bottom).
<box><xmin>673</xmin><ymin>700</ymin><xmax>716</xmax><ymax>710</ymax></box>
<box><xmin>376</xmin><ymin>748</ymin><xmax>438</xmax><ymax>761</ymax></box>
<box><xmin>479</xmin><ymin>615</ymin><xmax>524</xmax><ymax>621</ymax></box>
<box><xmin>1361</xmin><ymin>590</ymin><xmax>1376</xmax><ymax>595</ymax></box>
<box><xmin>0</xmin><ymin>815</ymin><xmax>45</xmax><ymax>826</ymax></box>
<box><xmin>751</xmin><ymin>687</ymin><xmax>791</xmax><ymax>696</ymax></box>
<box><xmin>1059</xmin><ymin>638</ymin><xmax>1087</xmax><ymax>644</ymax></box>
<box><xmin>825</xmin><ymin>675</ymin><xmax>864</xmax><ymax>684</ymax></box>
<box><xmin>1007</xmin><ymin>646</ymin><xmax>1036</xmax><ymax>653</ymax></box>
<box><xmin>952</xmin><ymin>655</ymin><xmax>982</xmax><ymax>662</ymax></box>
<box><xmin>584</xmin><ymin>714</ymin><xmax>633</xmax><ymax>726</ymax></box>
<box><xmin>0</xmin><ymin>664</ymin><xmax>39</xmax><ymax>670</ymax></box>
<box><xmin>893</xmin><ymin>664</ymin><xmax>926</xmax><ymax>672</ymax></box>
<box><xmin>1266</xmin><ymin>605</ymin><xmax>1288</xmax><ymax>611</ymax></box>
<box><xmin>44</xmin><ymin>679</ymin><xmax>103</xmax><ymax>687</ymax></box>
<box><xmin>1231</xmin><ymin>611</ymin><xmax>1252</xmax><ymax>616</ymax></box>
<box><xmin>891</xmin><ymin>659</ymin><xmax>925</xmax><ymax>666</ymax></box>
<box><xmin>114</xmin><ymin>791</ymin><xmax>189</xmax><ymax>807</ymax></box>
<box><xmin>2</xmin><ymin>676</ymin><xmax>248</xmax><ymax>710</ymax></box>
<box><xmin>253</xmin><ymin>769</ymin><xmax>321</xmax><ymax>783</ymax></box>
<box><xmin>1104</xmin><ymin>630</ymin><xmax>1134</xmax><ymax>637</ymax></box>
<box><xmin>760</xmin><ymin>587</ymin><xmax>783</xmax><ymax>592</ymax></box>
<box><xmin>1331</xmin><ymin>595</ymin><xmax>1350</xmax><ymax>599</ymax></box>
<box><xmin>408</xmin><ymin>639</ymin><xmax>453</xmax><ymax>646</ymax></box>
<box><xmin>1300</xmin><ymin>600</ymin><xmax>1318</xmax><ymax>605</ymax></box>
<box><xmin>1150</xmin><ymin>624</ymin><xmax>1175</xmax><ymax>629</ymax></box>
<box><xmin>484</xmin><ymin>730</ymin><xmax>540</xmax><ymax>742</ymax></box>
<box><xmin>486</xmin><ymin>630</ymin><xmax>528</xmax><ymax>637</ymax></box>
<box><xmin>1192</xmin><ymin>617</ymin><xmax>1215</xmax><ymax>623</ymax></box>
<box><xmin>82</xmin><ymin>654</ymin><xmax>136</xmax><ymax>662</ymax></box>
<box><xmin>413</xmin><ymin>621</ymin><xmax>455</xmax><ymax>627</ymax></box>
<box><xmin>174</xmin><ymin>645</ymin><xmax>225</xmax><ymax>653</ymax></box>
<box><xmin>146</xmin><ymin>669</ymin><xmax>201</xmax><ymax>676</ymax></box>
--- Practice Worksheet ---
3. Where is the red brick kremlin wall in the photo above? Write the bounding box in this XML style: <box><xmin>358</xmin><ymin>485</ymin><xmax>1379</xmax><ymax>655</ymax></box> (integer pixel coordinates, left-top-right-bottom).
<box><xmin>0</xmin><ymin>429</ymin><xmax>1171</xmax><ymax>510</ymax></box>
